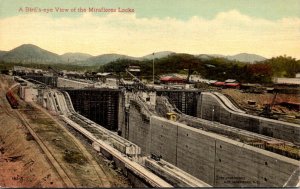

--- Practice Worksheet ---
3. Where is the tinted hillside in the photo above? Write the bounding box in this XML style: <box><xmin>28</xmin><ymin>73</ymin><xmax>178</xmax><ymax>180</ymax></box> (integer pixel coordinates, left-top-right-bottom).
<box><xmin>61</xmin><ymin>52</ymin><xmax>93</xmax><ymax>63</ymax></box>
<box><xmin>1</xmin><ymin>44</ymin><xmax>63</xmax><ymax>64</ymax></box>
<box><xmin>196</xmin><ymin>53</ymin><xmax>266</xmax><ymax>63</ymax></box>
<box><xmin>0</xmin><ymin>51</ymin><xmax>7</xmax><ymax>58</ymax></box>
<box><xmin>226</xmin><ymin>53</ymin><xmax>267</xmax><ymax>63</ymax></box>
<box><xmin>81</xmin><ymin>54</ymin><xmax>139</xmax><ymax>66</ymax></box>
<box><xmin>142</xmin><ymin>51</ymin><xmax>175</xmax><ymax>60</ymax></box>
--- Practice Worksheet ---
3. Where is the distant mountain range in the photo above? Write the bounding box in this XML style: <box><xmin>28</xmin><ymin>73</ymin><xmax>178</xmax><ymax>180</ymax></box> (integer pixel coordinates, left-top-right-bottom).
<box><xmin>61</xmin><ymin>52</ymin><xmax>93</xmax><ymax>63</ymax></box>
<box><xmin>143</xmin><ymin>51</ymin><xmax>176</xmax><ymax>60</ymax></box>
<box><xmin>226</xmin><ymin>53</ymin><xmax>266</xmax><ymax>63</ymax></box>
<box><xmin>1</xmin><ymin>44</ymin><xmax>62</xmax><ymax>63</ymax></box>
<box><xmin>197</xmin><ymin>53</ymin><xmax>267</xmax><ymax>63</ymax></box>
<box><xmin>0</xmin><ymin>51</ymin><xmax>7</xmax><ymax>58</ymax></box>
<box><xmin>0</xmin><ymin>44</ymin><xmax>267</xmax><ymax>66</ymax></box>
<box><xmin>79</xmin><ymin>54</ymin><xmax>140</xmax><ymax>66</ymax></box>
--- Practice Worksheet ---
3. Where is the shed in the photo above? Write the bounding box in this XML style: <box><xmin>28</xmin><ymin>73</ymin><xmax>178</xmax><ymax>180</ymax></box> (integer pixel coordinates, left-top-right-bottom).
<box><xmin>160</xmin><ymin>75</ymin><xmax>186</xmax><ymax>84</ymax></box>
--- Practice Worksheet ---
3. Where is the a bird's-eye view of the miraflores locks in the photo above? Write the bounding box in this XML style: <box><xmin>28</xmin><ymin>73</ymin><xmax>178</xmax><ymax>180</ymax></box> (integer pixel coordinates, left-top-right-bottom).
<box><xmin>0</xmin><ymin>0</ymin><xmax>299</xmax><ymax>188</ymax></box>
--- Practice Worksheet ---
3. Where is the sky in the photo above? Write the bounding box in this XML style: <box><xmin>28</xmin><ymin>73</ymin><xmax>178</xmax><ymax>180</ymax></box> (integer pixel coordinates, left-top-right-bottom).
<box><xmin>0</xmin><ymin>0</ymin><xmax>300</xmax><ymax>58</ymax></box>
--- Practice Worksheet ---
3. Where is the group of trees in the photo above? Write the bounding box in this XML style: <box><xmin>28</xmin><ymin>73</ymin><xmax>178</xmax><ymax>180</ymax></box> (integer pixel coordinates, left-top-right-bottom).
<box><xmin>0</xmin><ymin>61</ymin><xmax>95</xmax><ymax>73</ymax></box>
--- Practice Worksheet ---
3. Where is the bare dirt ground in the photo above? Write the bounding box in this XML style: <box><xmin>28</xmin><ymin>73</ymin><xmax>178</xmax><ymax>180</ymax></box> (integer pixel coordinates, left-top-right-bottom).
<box><xmin>0</xmin><ymin>75</ymin><xmax>64</xmax><ymax>187</ymax></box>
<box><xmin>221</xmin><ymin>89</ymin><xmax>300</xmax><ymax>123</ymax></box>
<box><xmin>0</xmin><ymin>75</ymin><xmax>131</xmax><ymax>188</ymax></box>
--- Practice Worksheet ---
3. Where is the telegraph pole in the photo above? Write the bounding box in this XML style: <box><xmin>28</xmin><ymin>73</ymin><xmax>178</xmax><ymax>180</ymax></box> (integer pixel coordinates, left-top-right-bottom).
<box><xmin>152</xmin><ymin>52</ymin><xmax>155</xmax><ymax>84</ymax></box>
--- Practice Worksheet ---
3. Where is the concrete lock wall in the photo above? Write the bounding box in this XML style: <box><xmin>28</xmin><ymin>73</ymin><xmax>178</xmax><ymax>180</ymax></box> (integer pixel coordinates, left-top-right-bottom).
<box><xmin>197</xmin><ymin>92</ymin><xmax>300</xmax><ymax>144</ymax></box>
<box><xmin>149</xmin><ymin>116</ymin><xmax>299</xmax><ymax>187</ymax></box>
<box><xmin>57</xmin><ymin>78</ymin><xmax>93</xmax><ymax>89</ymax></box>
<box><xmin>24</xmin><ymin>75</ymin><xmax>58</xmax><ymax>87</ymax></box>
<box><xmin>126</xmin><ymin>100</ymin><xmax>152</xmax><ymax>155</ymax></box>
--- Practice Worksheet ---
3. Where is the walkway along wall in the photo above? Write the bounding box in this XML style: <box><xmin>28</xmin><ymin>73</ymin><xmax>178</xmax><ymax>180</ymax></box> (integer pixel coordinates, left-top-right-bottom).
<box><xmin>197</xmin><ymin>92</ymin><xmax>300</xmax><ymax>144</ymax></box>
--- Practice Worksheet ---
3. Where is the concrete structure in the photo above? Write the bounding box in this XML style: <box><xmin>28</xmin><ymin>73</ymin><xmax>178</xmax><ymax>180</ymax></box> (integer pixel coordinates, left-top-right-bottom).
<box><xmin>57</xmin><ymin>77</ymin><xmax>93</xmax><ymax>88</ymax></box>
<box><xmin>197</xmin><ymin>92</ymin><xmax>300</xmax><ymax>144</ymax></box>
<box><xmin>30</xmin><ymin>83</ymin><xmax>205</xmax><ymax>187</ymax></box>
<box><xmin>15</xmin><ymin>75</ymin><xmax>300</xmax><ymax>187</ymax></box>
<box><xmin>24</xmin><ymin>75</ymin><xmax>58</xmax><ymax>87</ymax></box>
<box><xmin>145</xmin><ymin>158</ymin><xmax>210</xmax><ymax>187</ymax></box>
<box><xmin>126</xmin><ymin>115</ymin><xmax>299</xmax><ymax>187</ymax></box>
<box><xmin>118</xmin><ymin>93</ymin><xmax>299</xmax><ymax>187</ymax></box>
<box><xmin>19</xmin><ymin>86</ymin><xmax>38</xmax><ymax>102</ymax></box>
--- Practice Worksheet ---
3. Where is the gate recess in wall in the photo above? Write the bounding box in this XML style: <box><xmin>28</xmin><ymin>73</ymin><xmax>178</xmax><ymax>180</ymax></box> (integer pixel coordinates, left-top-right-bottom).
<box><xmin>156</xmin><ymin>89</ymin><xmax>201</xmax><ymax>116</ymax></box>
<box><xmin>65</xmin><ymin>88</ymin><xmax>120</xmax><ymax>131</ymax></box>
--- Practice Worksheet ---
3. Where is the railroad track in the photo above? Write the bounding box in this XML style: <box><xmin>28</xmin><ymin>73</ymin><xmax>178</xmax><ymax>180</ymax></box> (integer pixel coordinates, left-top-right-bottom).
<box><xmin>61</xmin><ymin>92</ymin><xmax>172</xmax><ymax>187</ymax></box>
<box><xmin>28</xmin><ymin>102</ymin><xmax>112</xmax><ymax>187</ymax></box>
<box><xmin>4</xmin><ymin>76</ymin><xmax>186</xmax><ymax>187</ymax></box>
<box><xmin>68</xmin><ymin>115</ymin><xmax>106</xmax><ymax>140</ymax></box>
<box><xmin>0</xmin><ymin>97</ymin><xmax>14</xmax><ymax>118</ymax></box>
<box><xmin>61</xmin><ymin>115</ymin><xmax>172</xmax><ymax>187</ymax></box>
<box><xmin>13</xmin><ymin>110</ymin><xmax>75</xmax><ymax>187</ymax></box>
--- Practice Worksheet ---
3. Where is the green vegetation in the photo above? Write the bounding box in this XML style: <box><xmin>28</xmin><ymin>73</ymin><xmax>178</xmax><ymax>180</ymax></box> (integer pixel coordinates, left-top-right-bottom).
<box><xmin>0</xmin><ymin>61</ymin><xmax>97</xmax><ymax>72</ymax></box>
<box><xmin>1</xmin><ymin>54</ymin><xmax>299</xmax><ymax>84</ymax></box>
<box><xmin>63</xmin><ymin>150</ymin><xmax>87</xmax><ymax>165</ymax></box>
<box><xmin>100</xmin><ymin>54</ymin><xmax>300</xmax><ymax>83</ymax></box>
<box><xmin>265</xmin><ymin>56</ymin><xmax>299</xmax><ymax>78</ymax></box>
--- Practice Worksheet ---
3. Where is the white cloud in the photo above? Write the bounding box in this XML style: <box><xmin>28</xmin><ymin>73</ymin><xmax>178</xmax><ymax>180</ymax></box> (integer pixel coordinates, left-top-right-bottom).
<box><xmin>0</xmin><ymin>10</ymin><xmax>299</xmax><ymax>58</ymax></box>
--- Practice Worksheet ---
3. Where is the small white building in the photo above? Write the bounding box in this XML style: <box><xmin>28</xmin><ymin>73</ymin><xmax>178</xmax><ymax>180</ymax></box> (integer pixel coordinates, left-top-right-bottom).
<box><xmin>273</xmin><ymin>77</ymin><xmax>300</xmax><ymax>85</ymax></box>
<box><xmin>19</xmin><ymin>86</ymin><xmax>38</xmax><ymax>102</ymax></box>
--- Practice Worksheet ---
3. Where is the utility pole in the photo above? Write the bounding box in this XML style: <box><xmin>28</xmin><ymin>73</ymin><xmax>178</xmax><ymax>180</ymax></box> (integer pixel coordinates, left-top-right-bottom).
<box><xmin>152</xmin><ymin>53</ymin><xmax>154</xmax><ymax>85</ymax></box>
<box><xmin>152</xmin><ymin>52</ymin><xmax>155</xmax><ymax>84</ymax></box>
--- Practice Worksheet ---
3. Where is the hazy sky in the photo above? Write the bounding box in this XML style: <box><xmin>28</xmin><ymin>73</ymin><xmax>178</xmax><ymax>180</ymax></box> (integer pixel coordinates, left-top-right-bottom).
<box><xmin>0</xmin><ymin>0</ymin><xmax>299</xmax><ymax>58</ymax></box>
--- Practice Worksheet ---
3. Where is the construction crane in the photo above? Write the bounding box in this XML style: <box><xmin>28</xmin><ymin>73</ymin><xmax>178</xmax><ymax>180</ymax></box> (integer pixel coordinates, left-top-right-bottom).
<box><xmin>124</xmin><ymin>66</ymin><xmax>151</xmax><ymax>91</ymax></box>
<box><xmin>48</xmin><ymin>66</ymin><xmax>63</xmax><ymax>76</ymax></box>
<box><xmin>260</xmin><ymin>91</ymin><xmax>278</xmax><ymax>118</ymax></box>
<box><xmin>125</xmin><ymin>66</ymin><xmax>143</xmax><ymax>84</ymax></box>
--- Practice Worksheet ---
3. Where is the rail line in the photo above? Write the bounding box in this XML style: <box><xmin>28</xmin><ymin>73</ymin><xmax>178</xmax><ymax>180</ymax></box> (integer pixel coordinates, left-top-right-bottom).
<box><xmin>29</xmin><ymin>102</ymin><xmax>112</xmax><ymax>187</ymax></box>
<box><xmin>60</xmin><ymin>92</ymin><xmax>172</xmax><ymax>187</ymax></box>
<box><xmin>13</xmin><ymin>110</ymin><xmax>75</xmax><ymax>187</ymax></box>
<box><xmin>62</xmin><ymin>91</ymin><xmax>141</xmax><ymax>156</ymax></box>
<box><xmin>61</xmin><ymin>116</ymin><xmax>172</xmax><ymax>187</ymax></box>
